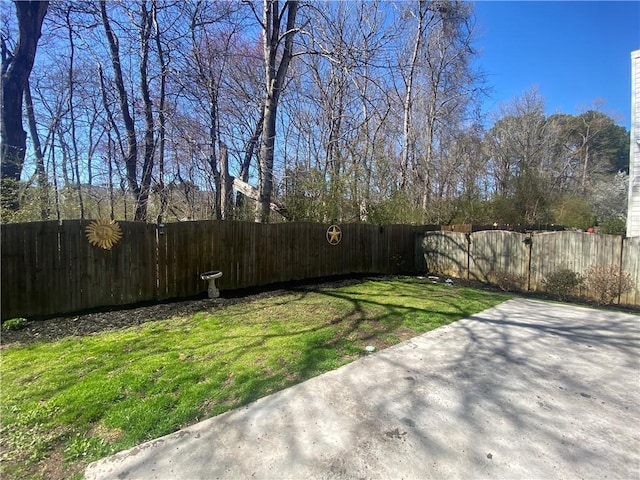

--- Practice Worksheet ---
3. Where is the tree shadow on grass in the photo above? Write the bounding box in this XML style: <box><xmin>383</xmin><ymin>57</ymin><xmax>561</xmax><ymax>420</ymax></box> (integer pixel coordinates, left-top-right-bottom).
<box><xmin>89</xmin><ymin>297</ymin><xmax>640</xmax><ymax>479</ymax></box>
<box><xmin>4</xmin><ymin>278</ymin><xmax>513</xmax><ymax>480</ymax></box>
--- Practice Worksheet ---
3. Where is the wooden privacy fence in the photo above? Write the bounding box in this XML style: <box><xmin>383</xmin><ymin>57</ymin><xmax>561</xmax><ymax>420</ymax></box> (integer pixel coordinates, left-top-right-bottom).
<box><xmin>1</xmin><ymin>220</ymin><xmax>435</xmax><ymax>320</ymax></box>
<box><xmin>4</xmin><ymin>222</ymin><xmax>638</xmax><ymax>319</ymax></box>
<box><xmin>420</xmin><ymin>231</ymin><xmax>640</xmax><ymax>307</ymax></box>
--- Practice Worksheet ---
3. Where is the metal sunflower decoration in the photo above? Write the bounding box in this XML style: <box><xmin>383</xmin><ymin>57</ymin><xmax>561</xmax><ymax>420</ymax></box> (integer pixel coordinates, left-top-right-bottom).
<box><xmin>85</xmin><ymin>219</ymin><xmax>122</xmax><ymax>250</ymax></box>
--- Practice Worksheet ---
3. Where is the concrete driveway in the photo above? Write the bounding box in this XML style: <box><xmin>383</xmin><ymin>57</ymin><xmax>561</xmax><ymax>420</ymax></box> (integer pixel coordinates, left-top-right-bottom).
<box><xmin>86</xmin><ymin>298</ymin><xmax>640</xmax><ymax>480</ymax></box>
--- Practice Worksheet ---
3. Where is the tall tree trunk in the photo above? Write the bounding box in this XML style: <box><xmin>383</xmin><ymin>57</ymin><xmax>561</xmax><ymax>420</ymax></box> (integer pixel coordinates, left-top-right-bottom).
<box><xmin>97</xmin><ymin>64</ymin><xmax>124</xmax><ymax>158</ymax></box>
<box><xmin>58</xmin><ymin>124</ymin><xmax>70</xmax><ymax>187</ymax></box>
<box><xmin>255</xmin><ymin>0</ymin><xmax>298</xmax><ymax>223</ymax></box>
<box><xmin>100</xmin><ymin>0</ymin><xmax>139</xmax><ymax>217</ymax></box>
<box><xmin>400</xmin><ymin>0</ymin><xmax>427</xmax><ymax>190</ymax></box>
<box><xmin>219</xmin><ymin>143</ymin><xmax>233</xmax><ymax>219</ymax></box>
<box><xmin>421</xmin><ymin>97</ymin><xmax>436</xmax><ymax>213</ymax></box>
<box><xmin>137</xmin><ymin>0</ymin><xmax>155</xmax><ymax>222</ymax></box>
<box><xmin>188</xmin><ymin>4</ymin><xmax>225</xmax><ymax>219</ymax></box>
<box><xmin>50</xmin><ymin>128</ymin><xmax>61</xmax><ymax>220</ymax></box>
<box><xmin>236</xmin><ymin>111</ymin><xmax>264</xmax><ymax>211</ymax></box>
<box><xmin>107</xmin><ymin>128</ymin><xmax>115</xmax><ymax>220</ymax></box>
<box><xmin>24</xmin><ymin>78</ymin><xmax>49</xmax><ymax>219</ymax></box>
<box><xmin>1</xmin><ymin>0</ymin><xmax>49</xmax><ymax>213</ymax></box>
<box><xmin>152</xmin><ymin>0</ymin><xmax>168</xmax><ymax>218</ymax></box>
<box><xmin>66</xmin><ymin>6</ymin><xmax>84</xmax><ymax>218</ymax></box>
<box><xmin>209</xmin><ymin>92</ymin><xmax>222</xmax><ymax>219</ymax></box>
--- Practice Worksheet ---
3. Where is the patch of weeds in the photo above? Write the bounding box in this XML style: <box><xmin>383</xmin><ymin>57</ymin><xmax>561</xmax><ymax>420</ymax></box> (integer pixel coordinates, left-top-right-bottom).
<box><xmin>63</xmin><ymin>433</ymin><xmax>113</xmax><ymax>462</ymax></box>
<box><xmin>2</xmin><ymin>317</ymin><xmax>27</xmax><ymax>331</ymax></box>
<box><xmin>66</xmin><ymin>473</ymin><xmax>86</xmax><ymax>480</ymax></box>
<box><xmin>0</xmin><ymin>402</ymin><xmax>69</xmax><ymax>477</ymax></box>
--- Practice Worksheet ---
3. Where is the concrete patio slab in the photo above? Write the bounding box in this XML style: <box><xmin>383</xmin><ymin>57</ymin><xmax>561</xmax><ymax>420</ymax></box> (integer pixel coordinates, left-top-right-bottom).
<box><xmin>86</xmin><ymin>298</ymin><xmax>640</xmax><ymax>480</ymax></box>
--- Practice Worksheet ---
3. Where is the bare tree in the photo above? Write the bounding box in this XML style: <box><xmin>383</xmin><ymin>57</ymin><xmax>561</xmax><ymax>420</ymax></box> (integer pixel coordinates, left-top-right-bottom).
<box><xmin>399</xmin><ymin>0</ymin><xmax>430</xmax><ymax>189</ymax></box>
<box><xmin>15</xmin><ymin>0</ymin><xmax>631</xmax><ymax>229</ymax></box>
<box><xmin>417</xmin><ymin>1</ymin><xmax>478</xmax><ymax>215</ymax></box>
<box><xmin>24</xmin><ymin>78</ymin><xmax>49</xmax><ymax>219</ymax></box>
<box><xmin>485</xmin><ymin>88</ymin><xmax>554</xmax><ymax>223</ymax></box>
<box><xmin>152</xmin><ymin>0</ymin><xmax>169</xmax><ymax>218</ymax></box>
<box><xmin>254</xmin><ymin>0</ymin><xmax>299</xmax><ymax>222</ymax></box>
<box><xmin>99</xmin><ymin>0</ymin><xmax>139</xmax><ymax>217</ymax></box>
<box><xmin>137</xmin><ymin>0</ymin><xmax>156</xmax><ymax>221</ymax></box>
<box><xmin>63</xmin><ymin>4</ymin><xmax>85</xmax><ymax>217</ymax></box>
<box><xmin>1</xmin><ymin>0</ymin><xmax>49</xmax><ymax>213</ymax></box>
<box><xmin>99</xmin><ymin>0</ymin><xmax>156</xmax><ymax>221</ymax></box>
<box><xmin>286</xmin><ymin>0</ymin><xmax>396</xmax><ymax>222</ymax></box>
<box><xmin>187</xmin><ymin>6</ymin><xmax>226</xmax><ymax>219</ymax></box>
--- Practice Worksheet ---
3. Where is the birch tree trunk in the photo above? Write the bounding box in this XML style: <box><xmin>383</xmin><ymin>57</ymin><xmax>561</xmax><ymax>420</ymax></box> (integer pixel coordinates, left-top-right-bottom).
<box><xmin>400</xmin><ymin>0</ymin><xmax>428</xmax><ymax>190</ymax></box>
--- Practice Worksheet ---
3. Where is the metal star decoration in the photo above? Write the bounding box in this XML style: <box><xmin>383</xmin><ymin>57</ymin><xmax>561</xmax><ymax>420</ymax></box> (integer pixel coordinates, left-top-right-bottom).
<box><xmin>326</xmin><ymin>224</ymin><xmax>342</xmax><ymax>245</ymax></box>
<box><xmin>85</xmin><ymin>219</ymin><xmax>122</xmax><ymax>250</ymax></box>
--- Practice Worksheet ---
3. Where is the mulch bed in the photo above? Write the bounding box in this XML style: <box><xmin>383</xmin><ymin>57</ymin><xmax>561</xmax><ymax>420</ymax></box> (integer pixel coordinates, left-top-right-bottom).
<box><xmin>0</xmin><ymin>277</ymin><xmax>366</xmax><ymax>348</ymax></box>
<box><xmin>2</xmin><ymin>275</ymin><xmax>635</xmax><ymax>349</ymax></box>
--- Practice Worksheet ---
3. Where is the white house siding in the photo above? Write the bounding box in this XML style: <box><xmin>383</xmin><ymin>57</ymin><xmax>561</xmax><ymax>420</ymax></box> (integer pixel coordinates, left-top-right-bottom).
<box><xmin>628</xmin><ymin>50</ymin><xmax>640</xmax><ymax>237</ymax></box>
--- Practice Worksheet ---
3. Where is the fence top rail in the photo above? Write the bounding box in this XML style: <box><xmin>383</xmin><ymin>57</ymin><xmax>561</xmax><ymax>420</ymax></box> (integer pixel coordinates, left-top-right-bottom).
<box><xmin>1</xmin><ymin>219</ymin><xmax>443</xmax><ymax>230</ymax></box>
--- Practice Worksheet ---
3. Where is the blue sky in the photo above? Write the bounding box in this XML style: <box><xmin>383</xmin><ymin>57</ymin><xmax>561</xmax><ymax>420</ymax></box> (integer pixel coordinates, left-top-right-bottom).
<box><xmin>472</xmin><ymin>1</ymin><xmax>640</xmax><ymax>128</ymax></box>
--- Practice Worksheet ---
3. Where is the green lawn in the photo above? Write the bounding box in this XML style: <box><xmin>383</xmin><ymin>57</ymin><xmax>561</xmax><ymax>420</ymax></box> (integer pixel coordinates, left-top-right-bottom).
<box><xmin>0</xmin><ymin>278</ymin><xmax>511</xmax><ymax>479</ymax></box>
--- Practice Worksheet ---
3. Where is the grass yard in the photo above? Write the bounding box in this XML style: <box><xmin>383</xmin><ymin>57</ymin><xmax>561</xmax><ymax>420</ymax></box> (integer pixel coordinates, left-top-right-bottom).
<box><xmin>0</xmin><ymin>278</ymin><xmax>511</xmax><ymax>479</ymax></box>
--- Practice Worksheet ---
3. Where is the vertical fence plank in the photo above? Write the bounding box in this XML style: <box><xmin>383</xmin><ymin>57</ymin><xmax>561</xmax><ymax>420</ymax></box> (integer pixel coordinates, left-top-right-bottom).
<box><xmin>164</xmin><ymin>222</ymin><xmax>177</xmax><ymax>299</ymax></box>
<box><xmin>621</xmin><ymin>237</ymin><xmax>640</xmax><ymax>306</ymax></box>
<box><xmin>185</xmin><ymin>222</ymin><xmax>200</xmax><ymax>296</ymax></box>
<box><xmin>137</xmin><ymin>222</ymin><xmax>158</xmax><ymax>303</ymax></box>
<box><xmin>307</xmin><ymin>222</ymin><xmax>321</xmax><ymax>279</ymax></box>
<box><xmin>198</xmin><ymin>221</ymin><xmax>213</xmax><ymax>294</ymax></box>
<box><xmin>49</xmin><ymin>222</ymin><xmax>66</xmax><ymax>316</ymax></box>
<box><xmin>118</xmin><ymin>221</ymin><xmax>135</xmax><ymax>304</ymax></box>
<box><xmin>167</xmin><ymin>222</ymin><xmax>180</xmax><ymax>298</ymax></box>
<box><xmin>230</xmin><ymin>221</ymin><xmax>243</xmax><ymax>288</ymax></box>
<box><xmin>22</xmin><ymin>222</ymin><xmax>38</xmax><ymax>312</ymax></box>
<box><xmin>1</xmin><ymin>223</ymin><xmax>27</xmax><ymax>318</ymax></box>
<box><xmin>422</xmin><ymin>231</ymin><xmax>467</xmax><ymax>278</ymax></box>
<box><xmin>530</xmin><ymin>232</ymin><xmax>623</xmax><ymax>295</ymax></box>
<box><xmin>63</xmin><ymin>220</ymin><xmax>82</xmax><ymax>314</ymax></box>
<box><xmin>110</xmin><ymin>222</ymin><xmax>126</xmax><ymax>304</ymax></box>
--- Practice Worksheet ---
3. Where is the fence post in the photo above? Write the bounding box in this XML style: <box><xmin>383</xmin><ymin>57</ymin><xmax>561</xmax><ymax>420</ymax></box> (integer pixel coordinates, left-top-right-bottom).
<box><xmin>464</xmin><ymin>232</ymin><xmax>471</xmax><ymax>280</ymax></box>
<box><xmin>524</xmin><ymin>234</ymin><xmax>533</xmax><ymax>291</ymax></box>
<box><xmin>617</xmin><ymin>235</ymin><xmax>625</xmax><ymax>305</ymax></box>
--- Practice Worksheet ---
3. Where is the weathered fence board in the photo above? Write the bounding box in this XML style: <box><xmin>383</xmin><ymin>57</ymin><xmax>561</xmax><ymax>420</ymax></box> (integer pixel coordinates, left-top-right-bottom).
<box><xmin>2</xmin><ymin>220</ymin><xmax>158</xmax><ymax>318</ymax></box>
<box><xmin>421</xmin><ymin>230</ymin><xmax>640</xmax><ymax>307</ymax></box>
<box><xmin>621</xmin><ymin>236</ymin><xmax>640</xmax><ymax>306</ymax></box>
<box><xmin>2</xmin><ymin>223</ymin><xmax>29</xmax><ymax>316</ymax></box>
<box><xmin>421</xmin><ymin>231</ymin><xmax>468</xmax><ymax>279</ymax></box>
<box><xmin>529</xmin><ymin>232</ymin><xmax>623</xmax><ymax>292</ymax></box>
<box><xmin>469</xmin><ymin>231</ymin><xmax>528</xmax><ymax>284</ymax></box>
